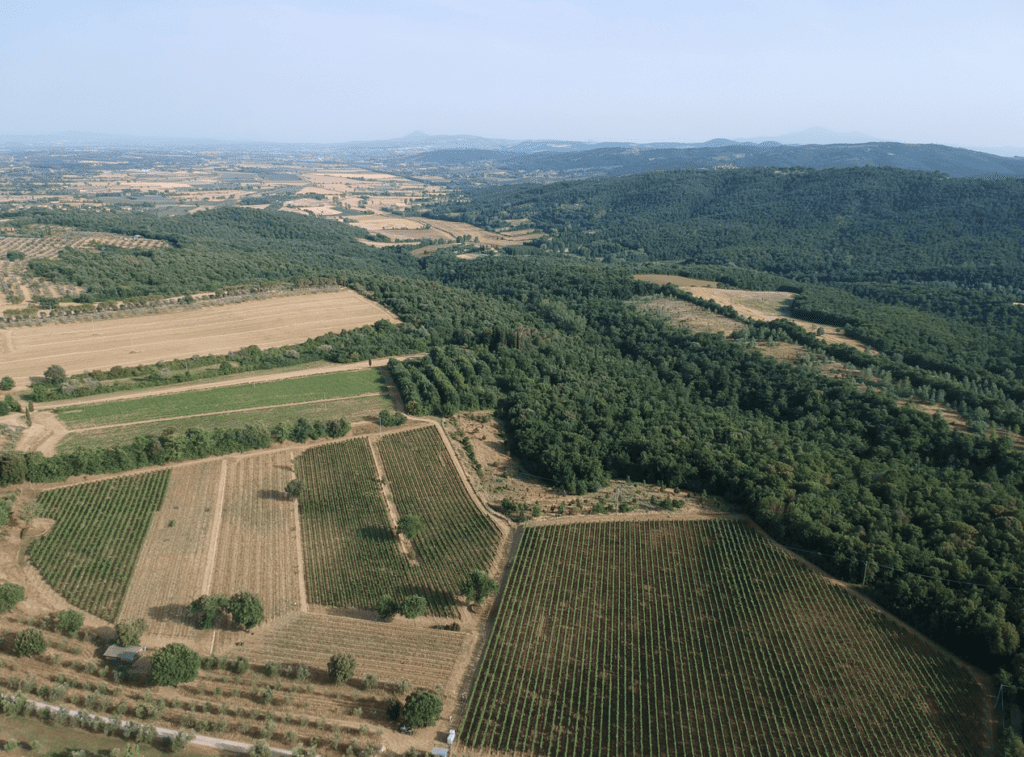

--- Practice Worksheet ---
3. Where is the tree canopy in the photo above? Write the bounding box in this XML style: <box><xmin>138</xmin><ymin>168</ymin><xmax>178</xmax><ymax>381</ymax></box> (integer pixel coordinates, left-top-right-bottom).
<box><xmin>460</xmin><ymin>570</ymin><xmax>498</xmax><ymax>605</ymax></box>
<box><xmin>401</xmin><ymin>690</ymin><xmax>443</xmax><ymax>729</ymax></box>
<box><xmin>151</xmin><ymin>643</ymin><xmax>201</xmax><ymax>686</ymax></box>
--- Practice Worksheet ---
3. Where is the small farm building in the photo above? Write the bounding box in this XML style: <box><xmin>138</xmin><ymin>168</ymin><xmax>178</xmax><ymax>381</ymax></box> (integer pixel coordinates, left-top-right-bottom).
<box><xmin>103</xmin><ymin>645</ymin><xmax>146</xmax><ymax>664</ymax></box>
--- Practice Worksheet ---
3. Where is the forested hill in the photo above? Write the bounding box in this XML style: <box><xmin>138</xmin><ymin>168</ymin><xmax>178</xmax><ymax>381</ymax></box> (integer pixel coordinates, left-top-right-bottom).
<box><xmin>390</xmin><ymin>142</ymin><xmax>1024</xmax><ymax>183</ymax></box>
<box><xmin>11</xmin><ymin>206</ymin><xmax>420</xmax><ymax>300</ymax></box>
<box><xmin>425</xmin><ymin>167</ymin><xmax>1024</xmax><ymax>290</ymax></box>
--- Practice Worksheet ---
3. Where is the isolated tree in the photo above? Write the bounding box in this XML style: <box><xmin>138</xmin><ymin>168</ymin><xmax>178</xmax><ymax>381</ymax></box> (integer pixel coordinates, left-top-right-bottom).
<box><xmin>401</xmin><ymin>690</ymin><xmax>443</xmax><ymax>729</ymax></box>
<box><xmin>13</xmin><ymin>628</ymin><xmax>45</xmax><ymax>657</ymax></box>
<box><xmin>115</xmin><ymin>618</ymin><xmax>147</xmax><ymax>646</ymax></box>
<box><xmin>285</xmin><ymin>478</ymin><xmax>305</xmax><ymax>500</ymax></box>
<box><xmin>460</xmin><ymin>570</ymin><xmax>498</xmax><ymax>606</ymax></box>
<box><xmin>397</xmin><ymin>514</ymin><xmax>425</xmax><ymax>541</ymax></box>
<box><xmin>227</xmin><ymin>591</ymin><xmax>264</xmax><ymax>631</ymax></box>
<box><xmin>399</xmin><ymin>595</ymin><xmax>428</xmax><ymax>619</ymax></box>
<box><xmin>151</xmin><ymin>643</ymin><xmax>201</xmax><ymax>686</ymax></box>
<box><xmin>0</xmin><ymin>377</ymin><xmax>13</xmax><ymax>391</ymax></box>
<box><xmin>376</xmin><ymin>594</ymin><xmax>400</xmax><ymax>620</ymax></box>
<box><xmin>55</xmin><ymin>609</ymin><xmax>83</xmax><ymax>634</ymax></box>
<box><xmin>43</xmin><ymin>365</ymin><xmax>66</xmax><ymax>385</ymax></box>
<box><xmin>0</xmin><ymin>583</ymin><xmax>25</xmax><ymax>614</ymax></box>
<box><xmin>327</xmin><ymin>653</ymin><xmax>356</xmax><ymax>684</ymax></box>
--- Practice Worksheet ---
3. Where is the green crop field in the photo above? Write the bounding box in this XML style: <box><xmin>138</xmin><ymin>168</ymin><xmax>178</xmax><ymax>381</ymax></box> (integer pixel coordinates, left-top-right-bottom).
<box><xmin>461</xmin><ymin>519</ymin><xmax>985</xmax><ymax>757</ymax></box>
<box><xmin>296</xmin><ymin>426</ymin><xmax>501</xmax><ymax>616</ymax></box>
<box><xmin>27</xmin><ymin>471</ymin><xmax>171</xmax><ymax>621</ymax></box>
<box><xmin>55</xmin><ymin>394</ymin><xmax>389</xmax><ymax>453</ymax></box>
<box><xmin>54</xmin><ymin>370</ymin><xmax>385</xmax><ymax>429</ymax></box>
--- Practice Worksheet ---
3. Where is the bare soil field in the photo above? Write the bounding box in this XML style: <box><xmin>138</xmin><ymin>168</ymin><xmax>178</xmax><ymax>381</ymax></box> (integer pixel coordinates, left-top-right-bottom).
<box><xmin>0</xmin><ymin>288</ymin><xmax>399</xmax><ymax>385</ymax></box>
<box><xmin>117</xmin><ymin>459</ymin><xmax>225</xmax><ymax>644</ymax></box>
<box><xmin>209</xmin><ymin>452</ymin><xmax>303</xmax><ymax>622</ymax></box>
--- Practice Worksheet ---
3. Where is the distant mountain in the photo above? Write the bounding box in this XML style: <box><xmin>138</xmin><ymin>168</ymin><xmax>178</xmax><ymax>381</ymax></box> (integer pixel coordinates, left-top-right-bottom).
<box><xmin>736</xmin><ymin>127</ymin><xmax>879</xmax><ymax>144</ymax></box>
<box><xmin>375</xmin><ymin>141</ymin><xmax>1024</xmax><ymax>183</ymax></box>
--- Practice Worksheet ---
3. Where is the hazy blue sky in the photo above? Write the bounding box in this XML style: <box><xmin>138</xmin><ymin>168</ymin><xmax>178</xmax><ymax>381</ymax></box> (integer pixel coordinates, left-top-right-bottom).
<box><xmin>1</xmin><ymin>0</ymin><xmax>1021</xmax><ymax>150</ymax></box>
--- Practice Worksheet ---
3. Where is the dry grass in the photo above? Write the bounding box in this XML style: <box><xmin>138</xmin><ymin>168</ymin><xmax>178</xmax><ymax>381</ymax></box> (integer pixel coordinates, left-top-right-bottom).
<box><xmin>1</xmin><ymin>288</ymin><xmax>398</xmax><ymax>384</ymax></box>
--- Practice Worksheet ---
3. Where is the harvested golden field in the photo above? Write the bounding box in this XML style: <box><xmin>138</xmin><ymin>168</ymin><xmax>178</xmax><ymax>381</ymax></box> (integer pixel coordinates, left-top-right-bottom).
<box><xmin>0</xmin><ymin>289</ymin><xmax>399</xmax><ymax>384</ymax></box>
<box><xmin>209</xmin><ymin>451</ymin><xmax>304</xmax><ymax>621</ymax></box>
<box><xmin>117</xmin><ymin>459</ymin><xmax>225</xmax><ymax>643</ymax></box>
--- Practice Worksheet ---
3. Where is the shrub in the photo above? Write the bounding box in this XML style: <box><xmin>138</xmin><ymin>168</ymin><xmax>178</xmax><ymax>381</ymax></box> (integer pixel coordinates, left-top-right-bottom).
<box><xmin>401</xmin><ymin>690</ymin><xmax>443</xmax><ymax>729</ymax></box>
<box><xmin>327</xmin><ymin>653</ymin><xmax>356</xmax><ymax>684</ymax></box>
<box><xmin>114</xmin><ymin>618</ymin><xmax>146</xmax><ymax>646</ymax></box>
<box><xmin>150</xmin><ymin>644</ymin><xmax>201</xmax><ymax>686</ymax></box>
<box><xmin>14</xmin><ymin>628</ymin><xmax>45</xmax><ymax>657</ymax></box>
<box><xmin>56</xmin><ymin>609</ymin><xmax>84</xmax><ymax>634</ymax></box>
<box><xmin>399</xmin><ymin>595</ymin><xmax>428</xmax><ymax>619</ymax></box>
<box><xmin>0</xmin><ymin>584</ymin><xmax>25</xmax><ymax>614</ymax></box>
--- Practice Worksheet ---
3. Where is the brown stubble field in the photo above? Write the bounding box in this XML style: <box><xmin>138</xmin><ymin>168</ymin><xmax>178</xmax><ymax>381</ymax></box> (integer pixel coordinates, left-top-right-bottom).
<box><xmin>0</xmin><ymin>288</ymin><xmax>399</xmax><ymax>386</ymax></box>
<box><xmin>209</xmin><ymin>451</ymin><xmax>304</xmax><ymax>622</ymax></box>
<box><xmin>117</xmin><ymin>459</ymin><xmax>226</xmax><ymax>646</ymax></box>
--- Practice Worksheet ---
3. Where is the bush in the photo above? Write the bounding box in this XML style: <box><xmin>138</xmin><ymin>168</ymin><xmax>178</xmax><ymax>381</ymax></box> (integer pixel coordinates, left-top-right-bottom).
<box><xmin>114</xmin><ymin>618</ymin><xmax>147</xmax><ymax>646</ymax></box>
<box><xmin>401</xmin><ymin>690</ymin><xmax>443</xmax><ymax>729</ymax></box>
<box><xmin>14</xmin><ymin>628</ymin><xmax>45</xmax><ymax>657</ymax></box>
<box><xmin>151</xmin><ymin>644</ymin><xmax>201</xmax><ymax>686</ymax></box>
<box><xmin>0</xmin><ymin>584</ymin><xmax>25</xmax><ymax>613</ymax></box>
<box><xmin>0</xmin><ymin>377</ymin><xmax>13</xmax><ymax>391</ymax></box>
<box><xmin>56</xmin><ymin>609</ymin><xmax>84</xmax><ymax>634</ymax></box>
<box><xmin>400</xmin><ymin>595</ymin><xmax>428</xmax><ymax>619</ymax></box>
<box><xmin>227</xmin><ymin>592</ymin><xmax>264</xmax><ymax>631</ymax></box>
<box><xmin>376</xmin><ymin>594</ymin><xmax>399</xmax><ymax>620</ymax></box>
<box><xmin>328</xmin><ymin>653</ymin><xmax>356</xmax><ymax>684</ymax></box>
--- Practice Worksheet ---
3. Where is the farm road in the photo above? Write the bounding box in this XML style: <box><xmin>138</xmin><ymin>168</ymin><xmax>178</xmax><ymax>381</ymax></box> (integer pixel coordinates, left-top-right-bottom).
<box><xmin>3</xmin><ymin>696</ymin><xmax>296</xmax><ymax>755</ymax></box>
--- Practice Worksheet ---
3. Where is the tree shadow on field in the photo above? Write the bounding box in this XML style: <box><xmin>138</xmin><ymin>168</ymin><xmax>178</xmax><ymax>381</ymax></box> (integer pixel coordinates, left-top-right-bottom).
<box><xmin>258</xmin><ymin>489</ymin><xmax>289</xmax><ymax>501</ymax></box>
<box><xmin>148</xmin><ymin>603</ymin><xmax>192</xmax><ymax>626</ymax></box>
<box><xmin>358</xmin><ymin>525</ymin><xmax>395</xmax><ymax>543</ymax></box>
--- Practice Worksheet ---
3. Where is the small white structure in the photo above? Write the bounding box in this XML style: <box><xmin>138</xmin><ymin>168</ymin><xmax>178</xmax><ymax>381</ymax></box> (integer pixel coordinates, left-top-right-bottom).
<box><xmin>103</xmin><ymin>645</ymin><xmax>146</xmax><ymax>664</ymax></box>
<box><xmin>447</xmin><ymin>729</ymin><xmax>456</xmax><ymax>745</ymax></box>
<box><xmin>431</xmin><ymin>749</ymin><xmax>448</xmax><ymax>757</ymax></box>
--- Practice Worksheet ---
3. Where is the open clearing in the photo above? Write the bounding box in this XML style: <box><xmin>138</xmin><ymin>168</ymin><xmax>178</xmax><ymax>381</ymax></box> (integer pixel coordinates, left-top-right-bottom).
<box><xmin>0</xmin><ymin>288</ymin><xmax>398</xmax><ymax>384</ymax></box>
<box><xmin>462</xmin><ymin>519</ymin><xmax>987</xmax><ymax>757</ymax></box>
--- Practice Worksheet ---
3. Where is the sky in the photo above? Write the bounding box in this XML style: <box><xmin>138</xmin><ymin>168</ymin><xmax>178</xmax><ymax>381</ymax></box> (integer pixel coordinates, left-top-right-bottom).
<box><xmin>1</xmin><ymin>0</ymin><xmax>1022</xmax><ymax>152</ymax></box>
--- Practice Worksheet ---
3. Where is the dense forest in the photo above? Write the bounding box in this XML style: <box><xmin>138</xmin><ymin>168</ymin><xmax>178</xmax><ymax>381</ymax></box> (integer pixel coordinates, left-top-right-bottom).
<box><xmin>6</xmin><ymin>167</ymin><xmax>1024</xmax><ymax>697</ymax></box>
<box><xmin>424</xmin><ymin>166</ymin><xmax>1024</xmax><ymax>290</ymax></box>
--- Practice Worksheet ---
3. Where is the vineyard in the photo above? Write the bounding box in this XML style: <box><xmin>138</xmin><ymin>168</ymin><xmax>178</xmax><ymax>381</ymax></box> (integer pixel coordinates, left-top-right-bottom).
<box><xmin>461</xmin><ymin>520</ymin><xmax>986</xmax><ymax>757</ymax></box>
<box><xmin>295</xmin><ymin>426</ymin><xmax>501</xmax><ymax>616</ymax></box>
<box><xmin>27</xmin><ymin>470</ymin><xmax>171</xmax><ymax>622</ymax></box>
